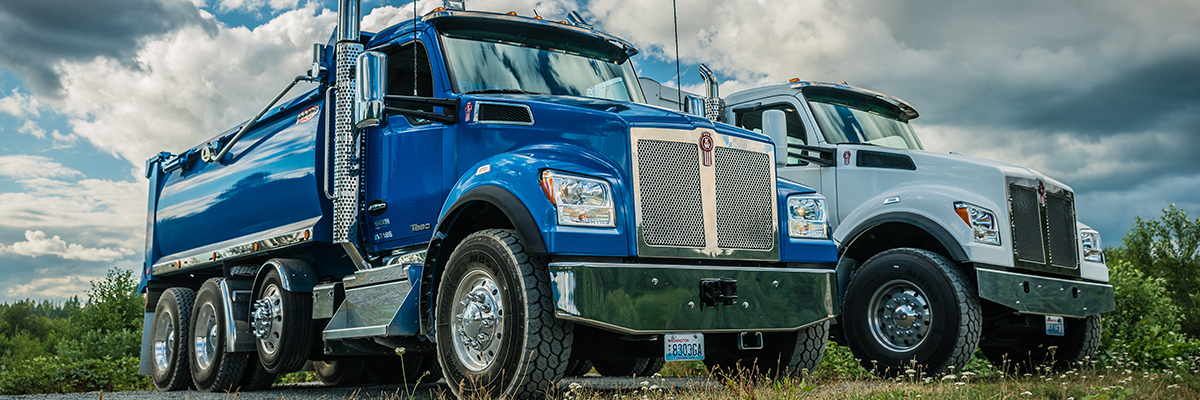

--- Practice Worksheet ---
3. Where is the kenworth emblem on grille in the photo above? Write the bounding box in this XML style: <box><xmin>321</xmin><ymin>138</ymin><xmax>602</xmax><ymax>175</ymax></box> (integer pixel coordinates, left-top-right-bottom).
<box><xmin>1037</xmin><ymin>180</ymin><xmax>1046</xmax><ymax>206</ymax></box>
<box><xmin>699</xmin><ymin>131</ymin><xmax>714</xmax><ymax>166</ymax></box>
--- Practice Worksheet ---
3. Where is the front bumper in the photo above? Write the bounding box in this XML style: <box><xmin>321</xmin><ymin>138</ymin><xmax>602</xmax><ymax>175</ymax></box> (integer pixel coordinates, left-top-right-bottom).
<box><xmin>549</xmin><ymin>262</ymin><xmax>836</xmax><ymax>334</ymax></box>
<box><xmin>976</xmin><ymin>268</ymin><xmax>1114</xmax><ymax>318</ymax></box>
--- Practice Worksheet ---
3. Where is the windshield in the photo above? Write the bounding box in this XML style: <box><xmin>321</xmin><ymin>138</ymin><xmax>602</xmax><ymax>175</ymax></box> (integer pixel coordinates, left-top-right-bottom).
<box><xmin>809</xmin><ymin>100</ymin><xmax>923</xmax><ymax>150</ymax></box>
<box><xmin>440</xmin><ymin>35</ymin><xmax>645</xmax><ymax>103</ymax></box>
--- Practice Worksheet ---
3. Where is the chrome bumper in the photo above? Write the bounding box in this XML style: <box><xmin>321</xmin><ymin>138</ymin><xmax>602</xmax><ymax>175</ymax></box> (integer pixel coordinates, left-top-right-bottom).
<box><xmin>549</xmin><ymin>262</ymin><xmax>836</xmax><ymax>334</ymax></box>
<box><xmin>976</xmin><ymin>268</ymin><xmax>1114</xmax><ymax>318</ymax></box>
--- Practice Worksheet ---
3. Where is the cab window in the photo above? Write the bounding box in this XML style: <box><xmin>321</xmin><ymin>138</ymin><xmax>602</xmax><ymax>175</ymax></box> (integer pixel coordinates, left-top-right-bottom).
<box><xmin>385</xmin><ymin>42</ymin><xmax>434</xmax><ymax>124</ymax></box>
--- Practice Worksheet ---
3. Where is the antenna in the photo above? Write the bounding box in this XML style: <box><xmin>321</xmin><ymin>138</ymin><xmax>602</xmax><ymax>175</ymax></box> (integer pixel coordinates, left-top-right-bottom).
<box><xmin>413</xmin><ymin>0</ymin><xmax>418</xmax><ymax>96</ymax></box>
<box><xmin>672</xmin><ymin>0</ymin><xmax>681</xmax><ymax>108</ymax></box>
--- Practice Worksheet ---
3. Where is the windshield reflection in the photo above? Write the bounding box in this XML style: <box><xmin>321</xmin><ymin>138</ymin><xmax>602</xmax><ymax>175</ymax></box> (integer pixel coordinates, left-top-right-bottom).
<box><xmin>441</xmin><ymin>36</ymin><xmax>644</xmax><ymax>103</ymax></box>
<box><xmin>809</xmin><ymin>101</ymin><xmax>923</xmax><ymax>150</ymax></box>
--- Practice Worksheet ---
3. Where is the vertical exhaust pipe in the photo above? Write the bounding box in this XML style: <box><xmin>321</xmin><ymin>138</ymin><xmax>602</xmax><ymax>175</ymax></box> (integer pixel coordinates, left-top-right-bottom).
<box><xmin>333</xmin><ymin>0</ymin><xmax>369</xmax><ymax>269</ymax></box>
<box><xmin>697</xmin><ymin>64</ymin><xmax>725</xmax><ymax>123</ymax></box>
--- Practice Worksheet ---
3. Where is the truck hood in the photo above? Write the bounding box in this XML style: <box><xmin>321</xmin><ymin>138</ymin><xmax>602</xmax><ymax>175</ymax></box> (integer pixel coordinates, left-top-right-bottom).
<box><xmin>905</xmin><ymin>148</ymin><xmax>1073</xmax><ymax>192</ymax></box>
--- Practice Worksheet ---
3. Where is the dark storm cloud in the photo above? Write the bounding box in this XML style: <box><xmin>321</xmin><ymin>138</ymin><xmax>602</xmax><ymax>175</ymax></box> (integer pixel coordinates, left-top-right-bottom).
<box><xmin>0</xmin><ymin>0</ymin><xmax>216</xmax><ymax>96</ymax></box>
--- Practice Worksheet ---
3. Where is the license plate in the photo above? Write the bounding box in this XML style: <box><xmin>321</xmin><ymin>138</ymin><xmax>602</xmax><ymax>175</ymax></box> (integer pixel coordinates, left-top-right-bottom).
<box><xmin>1045</xmin><ymin>315</ymin><xmax>1065</xmax><ymax>336</ymax></box>
<box><xmin>664</xmin><ymin>333</ymin><xmax>704</xmax><ymax>361</ymax></box>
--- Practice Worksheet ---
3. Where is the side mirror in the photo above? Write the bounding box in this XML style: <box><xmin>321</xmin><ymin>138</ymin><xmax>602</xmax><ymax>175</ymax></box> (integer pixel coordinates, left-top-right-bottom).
<box><xmin>355</xmin><ymin>51</ymin><xmax>386</xmax><ymax>128</ymax></box>
<box><xmin>762</xmin><ymin>109</ymin><xmax>788</xmax><ymax>167</ymax></box>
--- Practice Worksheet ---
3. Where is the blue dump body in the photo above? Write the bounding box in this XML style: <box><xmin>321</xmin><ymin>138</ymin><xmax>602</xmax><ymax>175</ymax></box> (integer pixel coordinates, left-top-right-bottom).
<box><xmin>137</xmin><ymin>9</ymin><xmax>841</xmax><ymax>397</ymax></box>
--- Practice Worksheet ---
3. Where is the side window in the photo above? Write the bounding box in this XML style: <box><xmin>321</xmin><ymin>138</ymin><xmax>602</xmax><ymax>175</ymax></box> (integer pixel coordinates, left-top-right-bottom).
<box><xmin>738</xmin><ymin>104</ymin><xmax>808</xmax><ymax>166</ymax></box>
<box><xmin>385</xmin><ymin>42</ymin><xmax>434</xmax><ymax>124</ymax></box>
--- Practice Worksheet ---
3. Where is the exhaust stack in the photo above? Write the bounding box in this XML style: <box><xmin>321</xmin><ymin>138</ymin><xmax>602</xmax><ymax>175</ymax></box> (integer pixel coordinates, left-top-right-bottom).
<box><xmin>332</xmin><ymin>0</ymin><xmax>368</xmax><ymax>269</ymax></box>
<box><xmin>697</xmin><ymin>64</ymin><xmax>725</xmax><ymax>123</ymax></box>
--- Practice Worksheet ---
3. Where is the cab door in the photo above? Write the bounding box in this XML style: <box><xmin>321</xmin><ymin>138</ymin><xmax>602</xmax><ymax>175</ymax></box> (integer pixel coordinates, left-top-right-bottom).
<box><xmin>364</xmin><ymin>40</ymin><xmax>445</xmax><ymax>247</ymax></box>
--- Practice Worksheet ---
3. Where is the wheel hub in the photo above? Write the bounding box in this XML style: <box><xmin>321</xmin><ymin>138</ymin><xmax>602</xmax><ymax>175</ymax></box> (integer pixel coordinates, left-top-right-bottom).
<box><xmin>194</xmin><ymin>303</ymin><xmax>219</xmax><ymax>370</ymax></box>
<box><xmin>153</xmin><ymin>312</ymin><xmax>175</xmax><ymax>371</ymax></box>
<box><xmin>450</xmin><ymin>270</ymin><xmax>505</xmax><ymax>372</ymax></box>
<box><xmin>252</xmin><ymin>285</ymin><xmax>284</xmax><ymax>355</ymax></box>
<box><xmin>868</xmin><ymin>279</ymin><xmax>932</xmax><ymax>352</ymax></box>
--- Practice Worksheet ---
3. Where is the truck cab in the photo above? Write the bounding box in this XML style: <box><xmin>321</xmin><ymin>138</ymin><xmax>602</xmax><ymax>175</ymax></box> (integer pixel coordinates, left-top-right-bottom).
<box><xmin>137</xmin><ymin>4</ymin><xmax>840</xmax><ymax>398</ymax></box>
<box><xmin>642</xmin><ymin>74</ymin><xmax>1114</xmax><ymax>375</ymax></box>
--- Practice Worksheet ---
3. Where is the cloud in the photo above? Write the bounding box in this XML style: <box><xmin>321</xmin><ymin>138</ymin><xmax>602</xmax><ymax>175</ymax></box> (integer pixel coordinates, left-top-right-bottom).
<box><xmin>0</xmin><ymin>230</ymin><xmax>134</xmax><ymax>262</ymax></box>
<box><xmin>0</xmin><ymin>0</ymin><xmax>216</xmax><ymax>96</ymax></box>
<box><xmin>0</xmin><ymin>155</ymin><xmax>82</xmax><ymax>179</ymax></box>
<box><xmin>215</xmin><ymin>0</ymin><xmax>301</xmax><ymax>14</ymax></box>
<box><xmin>0</xmin><ymin>175</ymin><xmax>145</xmax><ymax>251</ymax></box>
<box><xmin>4</xmin><ymin>275</ymin><xmax>95</xmax><ymax>301</ymax></box>
<box><xmin>0</xmin><ymin>89</ymin><xmax>41</xmax><ymax>118</ymax></box>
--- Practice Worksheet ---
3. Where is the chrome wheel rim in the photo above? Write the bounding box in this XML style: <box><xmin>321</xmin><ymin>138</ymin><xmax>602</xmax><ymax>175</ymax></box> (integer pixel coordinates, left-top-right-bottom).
<box><xmin>153</xmin><ymin>310</ymin><xmax>175</xmax><ymax>371</ymax></box>
<box><xmin>252</xmin><ymin>284</ymin><xmax>284</xmax><ymax>355</ymax></box>
<box><xmin>868</xmin><ymin>279</ymin><xmax>932</xmax><ymax>352</ymax></box>
<box><xmin>450</xmin><ymin>268</ymin><xmax>505</xmax><ymax>372</ymax></box>
<box><xmin>194</xmin><ymin>303</ymin><xmax>219</xmax><ymax>370</ymax></box>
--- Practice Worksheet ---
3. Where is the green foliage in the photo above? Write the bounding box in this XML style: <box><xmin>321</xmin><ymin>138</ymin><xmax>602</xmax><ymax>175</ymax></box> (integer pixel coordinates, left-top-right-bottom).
<box><xmin>815</xmin><ymin>342</ymin><xmax>871</xmax><ymax>379</ymax></box>
<box><xmin>1108</xmin><ymin>204</ymin><xmax>1200</xmax><ymax>337</ymax></box>
<box><xmin>1100</xmin><ymin>259</ymin><xmax>1185</xmax><ymax>362</ymax></box>
<box><xmin>77</xmin><ymin>268</ymin><xmax>143</xmax><ymax>335</ymax></box>
<box><xmin>0</xmin><ymin>356</ymin><xmax>151</xmax><ymax>394</ymax></box>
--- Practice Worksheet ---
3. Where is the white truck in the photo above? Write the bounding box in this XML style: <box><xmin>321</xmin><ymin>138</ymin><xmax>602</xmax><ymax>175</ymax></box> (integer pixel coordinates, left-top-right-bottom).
<box><xmin>641</xmin><ymin>69</ymin><xmax>1115</xmax><ymax>375</ymax></box>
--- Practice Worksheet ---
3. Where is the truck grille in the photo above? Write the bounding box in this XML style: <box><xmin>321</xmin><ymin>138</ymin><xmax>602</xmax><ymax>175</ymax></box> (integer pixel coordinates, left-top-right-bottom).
<box><xmin>714</xmin><ymin>147</ymin><xmax>774</xmax><ymax>250</ymax></box>
<box><xmin>1008</xmin><ymin>182</ymin><xmax>1078</xmax><ymax>272</ymax></box>
<box><xmin>637</xmin><ymin>139</ymin><xmax>706</xmax><ymax>247</ymax></box>
<box><xmin>631</xmin><ymin>128</ymin><xmax>779</xmax><ymax>261</ymax></box>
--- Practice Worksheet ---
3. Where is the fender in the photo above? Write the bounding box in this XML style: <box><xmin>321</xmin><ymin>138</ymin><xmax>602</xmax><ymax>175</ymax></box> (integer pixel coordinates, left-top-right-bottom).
<box><xmin>835</xmin><ymin>183</ymin><xmax>1004</xmax><ymax>264</ymax></box>
<box><xmin>252</xmin><ymin>258</ymin><xmax>317</xmax><ymax>294</ymax></box>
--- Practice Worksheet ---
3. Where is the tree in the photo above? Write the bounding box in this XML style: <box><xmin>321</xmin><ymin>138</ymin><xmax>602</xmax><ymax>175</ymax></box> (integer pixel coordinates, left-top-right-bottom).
<box><xmin>77</xmin><ymin>268</ymin><xmax>142</xmax><ymax>334</ymax></box>
<box><xmin>1108</xmin><ymin>204</ymin><xmax>1200</xmax><ymax>337</ymax></box>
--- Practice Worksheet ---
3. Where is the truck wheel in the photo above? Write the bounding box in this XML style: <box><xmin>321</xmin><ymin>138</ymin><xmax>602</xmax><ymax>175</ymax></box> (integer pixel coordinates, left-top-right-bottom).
<box><xmin>592</xmin><ymin>359</ymin><xmax>649</xmax><ymax>377</ymax></box>
<box><xmin>704</xmin><ymin>321</ymin><xmax>829</xmax><ymax>378</ymax></box>
<box><xmin>640</xmin><ymin>358</ymin><xmax>666</xmax><ymax>376</ymax></box>
<box><xmin>314</xmin><ymin>359</ymin><xmax>365</xmax><ymax>386</ymax></box>
<box><xmin>982</xmin><ymin>315</ymin><xmax>1101</xmax><ymax>373</ymax></box>
<box><xmin>238</xmin><ymin>353</ymin><xmax>276</xmax><ymax>391</ymax></box>
<box><xmin>564</xmin><ymin>360</ymin><xmax>593</xmax><ymax>376</ymax></box>
<box><xmin>435</xmin><ymin>229</ymin><xmax>572</xmax><ymax>399</ymax></box>
<box><xmin>190</xmin><ymin>279</ymin><xmax>248</xmax><ymax>391</ymax></box>
<box><xmin>252</xmin><ymin>267</ymin><xmax>313</xmax><ymax>374</ymax></box>
<box><xmin>151</xmin><ymin>287</ymin><xmax>195</xmax><ymax>391</ymax></box>
<box><xmin>842</xmin><ymin>248</ymin><xmax>980</xmax><ymax>376</ymax></box>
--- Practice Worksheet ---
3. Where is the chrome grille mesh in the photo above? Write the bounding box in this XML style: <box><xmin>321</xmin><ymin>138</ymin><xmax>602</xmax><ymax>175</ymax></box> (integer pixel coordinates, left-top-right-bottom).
<box><xmin>636</xmin><ymin>139</ymin><xmax>706</xmax><ymax>247</ymax></box>
<box><xmin>333</xmin><ymin>42</ymin><xmax>364</xmax><ymax>244</ymax></box>
<box><xmin>1046</xmin><ymin>194</ymin><xmax>1077</xmax><ymax>268</ymax></box>
<box><xmin>1009</xmin><ymin>185</ymin><xmax>1045</xmax><ymax>264</ymax></box>
<box><xmin>714</xmin><ymin>147</ymin><xmax>774</xmax><ymax>249</ymax></box>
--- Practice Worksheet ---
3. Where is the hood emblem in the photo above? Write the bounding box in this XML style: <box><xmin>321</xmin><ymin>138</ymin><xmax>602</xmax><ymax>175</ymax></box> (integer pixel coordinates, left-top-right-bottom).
<box><xmin>1037</xmin><ymin>180</ymin><xmax>1047</xmax><ymax>206</ymax></box>
<box><xmin>843</xmin><ymin>150</ymin><xmax>851</xmax><ymax>165</ymax></box>
<box><xmin>699</xmin><ymin>131</ymin><xmax>714</xmax><ymax>167</ymax></box>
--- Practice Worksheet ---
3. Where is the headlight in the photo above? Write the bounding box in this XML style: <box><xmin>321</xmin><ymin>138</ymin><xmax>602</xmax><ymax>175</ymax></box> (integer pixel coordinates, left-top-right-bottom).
<box><xmin>540</xmin><ymin>170</ymin><xmax>615</xmax><ymax>227</ymax></box>
<box><xmin>787</xmin><ymin>195</ymin><xmax>828</xmax><ymax>239</ymax></box>
<box><xmin>1080</xmin><ymin>230</ymin><xmax>1103</xmax><ymax>263</ymax></box>
<box><xmin>954</xmin><ymin>202</ymin><xmax>1000</xmax><ymax>245</ymax></box>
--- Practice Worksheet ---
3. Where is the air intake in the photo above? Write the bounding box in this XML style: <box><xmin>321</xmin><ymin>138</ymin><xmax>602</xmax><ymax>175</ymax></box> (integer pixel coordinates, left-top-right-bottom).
<box><xmin>476</xmin><ymin>102</ymin><xmax>534</xmax><ymax>125</ymax></box>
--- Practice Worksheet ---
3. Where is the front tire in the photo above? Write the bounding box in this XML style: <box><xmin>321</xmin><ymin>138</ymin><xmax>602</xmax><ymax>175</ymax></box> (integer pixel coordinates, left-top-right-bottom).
<box><xmin>434</xmin><ymin>229</ymin><xmax>571</xmax><ymax>399</ymax></box>
<box><xmin>151</xmin><ymin>288</ymin><xmax>195</xmax><ymax>391</ymax></box>
<box><xmin>842</xmin><ymin>248</ymin><xmax>980</xmax><ymax>376</ymax></box>
<box><xmin>190</xmin><ymin>279</ymin><xmax>248</xmax><ymax>392</ymax></box>
<box><xmin>703</xmin><ymin>321</ymin><xmax>829</xmax><ymax>378</ymax></box>
<box><xmin>981</xmin><ymin>314</ymin><xmax>1101</xmax><ymax>373</ymax></box>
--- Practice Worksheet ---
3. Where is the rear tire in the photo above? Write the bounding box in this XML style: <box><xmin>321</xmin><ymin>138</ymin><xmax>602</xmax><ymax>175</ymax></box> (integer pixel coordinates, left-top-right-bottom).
<box><xmin>238</xmin><ymin>353</ymin><xmax>277</xmax><ymax>391</ymax></box>
<box><xmin>314</xmin><ymin>359</ymin><xmax>365</xmax><ymax>386</ymax></box>
<box><xmin>640</xmin><ymin>358</ymin><xmax>666</xmax><ymax>376</ymax></box>
<box><xmin>564</xmin><ymin>360</ymin><xmax>593</xmax><ymax>376</ymax></box>
<box><xmin>190</xmin><ymin>279</ymin><xmax>248</xmax><ymax>392</ymax></box>
<box><xmin>252</xmin><ymin>265</ymin><xmax>313</xmax><ymax>374</ymax></box>
<box><xmin>592</xmin><ymin>359</ymin><xmax>650</xmax><ymax>377</ymax></box>
<box><xmin>842</xmin><ymin>248</ymin><xmax>980</xmax><ymax>376</ymax></box>
<box><xmin>151</xmin><ymin>288</ymin><xmax>195</xmax><ymax>391</ymax></box>
<box><xmin>434</xmin><ymin>229</ymin><xmax>572</xmax><ymax>399</ymax></box>
<box><xmin>982</xmin><ymin>314</ymin><xmax>1101</xmax><ymax>373</ymax></box>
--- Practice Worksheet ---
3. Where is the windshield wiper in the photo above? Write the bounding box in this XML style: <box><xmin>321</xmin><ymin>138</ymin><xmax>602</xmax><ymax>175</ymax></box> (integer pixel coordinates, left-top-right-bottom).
<box><xmin>464</xmin><ymin>88</ymin><xmax>542</xmax><ymax>95</ymax></box>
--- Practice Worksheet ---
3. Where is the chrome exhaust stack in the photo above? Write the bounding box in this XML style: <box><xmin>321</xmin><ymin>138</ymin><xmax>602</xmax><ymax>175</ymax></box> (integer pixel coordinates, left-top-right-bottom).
<box><xmin>697</xmin><ymin>64</ymin><xmax>725</xmax><ymax>123</ymax></box>
<box><xmin>332</xmin><ymin>0</ymin><xmax>368</xmax><ymax>269</ymax></box>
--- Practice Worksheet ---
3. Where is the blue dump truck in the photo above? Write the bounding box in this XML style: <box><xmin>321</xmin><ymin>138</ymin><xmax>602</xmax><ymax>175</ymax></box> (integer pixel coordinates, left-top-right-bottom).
<box><xmin>136</xmin><ymin>1</ymin><xmax>840</xmax><ymax>398</ymax></box>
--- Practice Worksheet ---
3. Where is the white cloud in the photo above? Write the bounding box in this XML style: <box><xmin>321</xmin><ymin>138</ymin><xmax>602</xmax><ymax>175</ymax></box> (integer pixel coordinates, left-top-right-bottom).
<box><xmin>215</xmin><ymin>0</ymin><xmax>300</xmax><ymax>14</ymax></box>
<box><xmin>0</xmin><ymin>155</ymin><xmax>82</xmax><ymax>179</ymax></box>
<box><xmin>0</xmin><ymin>230</ymin><xmax>134</xmax><ymax>262</ymax></box>
<box><xmin>0</xmin><ymin>176</ymin><xmax>145</xmax><ymax>251</ymax></box>
<box><xmin>0</xmin><ymin>89</ymin><xmax>41</xmax><ymax>118</ymax></box>
<box><xmin>4</xmin><ymin>275</ymin><xmax>96</xmax><ymax>300</ymax></box>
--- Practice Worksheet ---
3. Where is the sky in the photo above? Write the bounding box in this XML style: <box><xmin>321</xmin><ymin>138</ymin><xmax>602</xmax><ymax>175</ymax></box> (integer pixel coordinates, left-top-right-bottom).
<box><xmin>0</xmin><ymin>0</ymin><xmax>1197</xmax><ymax>303</ymax></box>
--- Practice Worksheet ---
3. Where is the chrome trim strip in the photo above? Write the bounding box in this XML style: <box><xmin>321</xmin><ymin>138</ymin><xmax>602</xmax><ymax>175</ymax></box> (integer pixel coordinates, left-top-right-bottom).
<box><xmin>555</xmin><ymin>314</ymin><xmax>835</xmax><ymax>335</ymax></box>
<box><xmin>151</xmin><ymin>217</ymin><xmax>319</xmax><ymax>275</ymax></box>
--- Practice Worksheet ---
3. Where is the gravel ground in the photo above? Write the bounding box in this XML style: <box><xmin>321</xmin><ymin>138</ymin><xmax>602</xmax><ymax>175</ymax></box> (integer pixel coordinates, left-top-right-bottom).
<box><xmin>0</xmin><ymin>376</ymin><xmax>720</xmax><ymax>400</ymax></box>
